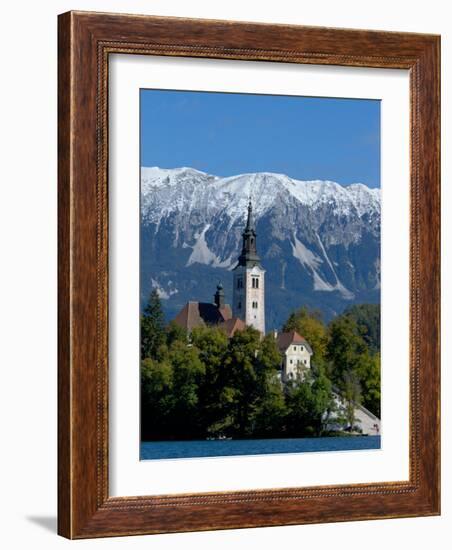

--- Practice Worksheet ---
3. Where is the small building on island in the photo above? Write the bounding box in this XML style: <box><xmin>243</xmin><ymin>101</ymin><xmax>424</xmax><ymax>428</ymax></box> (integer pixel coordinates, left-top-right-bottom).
<box><xmin>276</xmin><ymin>330</ymin><xmax>313</xmax><ymax>382</ymax></box>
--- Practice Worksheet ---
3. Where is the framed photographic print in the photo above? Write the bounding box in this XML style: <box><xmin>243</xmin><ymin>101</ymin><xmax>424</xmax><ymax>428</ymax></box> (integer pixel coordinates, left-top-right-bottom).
<box><xmin>58</xmin><ymin>11</ymin><xmax>440</xmax><ymax>538</ymax></box>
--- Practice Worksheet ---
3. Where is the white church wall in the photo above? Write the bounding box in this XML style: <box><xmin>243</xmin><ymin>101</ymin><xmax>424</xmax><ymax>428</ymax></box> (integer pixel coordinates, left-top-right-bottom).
<box><xmin>232</xmin><ymin>269</ymin><xmax>245</xmax><ymax>319</ymax></box>
<box><xmin>244</xmin><ymin>266</ymin><xmax>265</xmax><ymax>334</ymax></box>
<box><xmin>283</xmin><ymin>346</ymin><xmax>312</xmax><ymax>380</ymax></box>
<box><xmin>232</xmin><ymin>265</ymin><xmax>266</xmax><ymax>334</ymax></box>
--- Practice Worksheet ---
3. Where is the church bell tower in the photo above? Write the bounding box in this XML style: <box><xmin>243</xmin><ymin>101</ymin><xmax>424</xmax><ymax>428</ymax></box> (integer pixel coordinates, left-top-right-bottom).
<box><xmin>232</xmin><ymin>200</ymin><xmax>265</xmax><ymax>334</ymax></box>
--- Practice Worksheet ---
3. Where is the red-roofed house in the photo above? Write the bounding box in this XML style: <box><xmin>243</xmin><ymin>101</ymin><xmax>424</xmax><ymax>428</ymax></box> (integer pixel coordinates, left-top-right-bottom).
<box><xmin>276</xmin><ymin>330</ymin><xmax>313</xmax><ymax>382</ymax></box>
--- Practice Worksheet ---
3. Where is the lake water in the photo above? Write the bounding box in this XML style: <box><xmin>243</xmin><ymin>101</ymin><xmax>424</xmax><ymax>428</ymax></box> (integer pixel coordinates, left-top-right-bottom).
<box><xmin>140</xmin><ymin>435</ymin><xmax>381</xmax><ymax>460</ymax></box>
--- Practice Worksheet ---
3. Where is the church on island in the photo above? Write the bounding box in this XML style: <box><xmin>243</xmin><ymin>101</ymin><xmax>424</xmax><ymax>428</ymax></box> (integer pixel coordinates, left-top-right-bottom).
<box><xmin>174</xmin><ymin>200</ymin><xmax>313</xmax><ymax>381</ymax></box>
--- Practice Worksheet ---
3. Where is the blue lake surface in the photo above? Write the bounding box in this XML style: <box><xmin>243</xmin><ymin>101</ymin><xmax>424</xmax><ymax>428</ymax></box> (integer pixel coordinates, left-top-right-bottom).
<box><xmin>140</xmin><ymin>435</ymin><xmax>381</xmax><ymax>460</ymax></box>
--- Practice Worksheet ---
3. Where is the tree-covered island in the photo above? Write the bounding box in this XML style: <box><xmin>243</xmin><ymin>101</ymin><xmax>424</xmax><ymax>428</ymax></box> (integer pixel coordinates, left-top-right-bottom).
<box><xmin>141</xmin><ymin>289</ymin><xmax>380</xmax><ymax>442</ymax></box>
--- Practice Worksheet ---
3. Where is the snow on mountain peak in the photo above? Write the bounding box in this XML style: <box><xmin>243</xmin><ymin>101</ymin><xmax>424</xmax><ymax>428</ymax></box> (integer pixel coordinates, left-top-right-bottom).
<box><xmin>141</xmin><ymin>166</ymin><xmax>380</xmax><ymax>224</ymax></box>
<box><xmin>139</xmin><ymin>167</ymin><xmax>381</xmax><ymax>319</ymax></box>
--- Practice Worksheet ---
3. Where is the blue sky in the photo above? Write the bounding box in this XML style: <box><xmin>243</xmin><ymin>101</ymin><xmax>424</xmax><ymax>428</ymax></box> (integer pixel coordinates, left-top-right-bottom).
<box><xmin>140</xmin><ymin>89</ymin><xmax>380</xmax><ymax>188</ymax></box>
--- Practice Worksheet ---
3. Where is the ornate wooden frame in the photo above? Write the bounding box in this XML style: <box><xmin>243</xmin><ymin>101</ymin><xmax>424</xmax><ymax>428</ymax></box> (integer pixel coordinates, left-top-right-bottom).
<box><xmin>58</xmin><ymin>11</ymin><xmax>440</xmax><ymax>539</ymax></box>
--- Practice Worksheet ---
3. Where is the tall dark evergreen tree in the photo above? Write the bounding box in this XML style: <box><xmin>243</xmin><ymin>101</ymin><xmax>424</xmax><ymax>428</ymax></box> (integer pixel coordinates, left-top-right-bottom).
<box><xmin>141</xmin><ymin>289</ymin><xmax>166</xmax><ymax>359</ymax></box>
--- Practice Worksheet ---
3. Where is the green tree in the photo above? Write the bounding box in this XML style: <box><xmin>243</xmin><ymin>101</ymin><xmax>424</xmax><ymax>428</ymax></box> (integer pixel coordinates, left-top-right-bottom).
<box><xmin>166</xmin><ymin>320</ymin><xmax>187</xmax><ymax>347</ymax></box>
<box><xmin>309</xmin><ymin>364</ymin><xmax>334</xmax><ymax>435</ymax></box>
<box><xmin>328</xmin><ymin>310</ymin><xmax>381</xmax><ymax>422</ymax></box>
<box><xmin>283</xmin><ymin>307</ymin><xmax>328</xmax><ymax>361</ymax></box>
<box><xmin>343</xmin><ymin>304</ymin><xmax>381</xmax><ymax>353</ymax></box>
<box><xmin>140</xmin><ymin>357</ymin><xmax>174</xmax><ymax>440</ymax></box>
<box><xmin>327</xmin><ymin>315</ymin><xmax>366</xmax><ymax>430</ymax></box>
<box><xmin>285</xmin><ymin>365</ymin><xmax>334</xmax><ymax>437</ymax></box>
<box><xmin>140</xmin><ymin>289</ymin><xmax>166</xmax><ymax>360</ymax></box>
<box><xmin>327</xmin><ymin>315</ymin><xmax>367</xmax><ymax>389</ymax></box>
<box><xmin>251</xmin><ymin>376</ymin><xmax>286</xmax><ymax>437</ymax></box>
<box><xmin>191</xmin><ymin>326</ymin><xmax>229</xmax><ymax>435</ymax></box>
<box><xmin>356</xmin><ymin>352</ymin><xmax>381</xmax><ymax>417</ymax></box>
<box><xmin>223</xmin><ymin>327</ymin><xmax>263</xmax><ymax>436</ymax></box>
<box><xmin>342</xmin><ymin>371</ymin><xmax>362</xmax><ymax>430</ymax></box>
<box><xmin>168</xmin><ymin>340</ymin><xmax>206</xmax><ymax>439</ymax></box>
<box><xmin>255</xmin><ymin>333</ymin><xmax>283</xmax><ymax>386</ymax></box>
<box><xmin>251</xmin><ymin>334</ymin><xmax>287</xmax><ymax>436</ymax></box>
<box><xmin>285</xmin><ymin>375</ymin><xmax>316</xmax><ymax>436</ymax></box>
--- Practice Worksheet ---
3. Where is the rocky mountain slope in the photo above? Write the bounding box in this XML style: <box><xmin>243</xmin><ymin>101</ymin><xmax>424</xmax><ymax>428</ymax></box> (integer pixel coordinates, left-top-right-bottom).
<box><xmin>141</xmin><ymin>167</ymin><xmax>381</xmax><ymax>329</ymax></box>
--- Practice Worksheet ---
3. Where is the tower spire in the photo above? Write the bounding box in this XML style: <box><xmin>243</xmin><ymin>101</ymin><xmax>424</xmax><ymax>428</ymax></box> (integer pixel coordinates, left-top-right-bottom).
<box><xmin>245</xmin><ymin>197</ymin><xmax>254</xmax><ymax>232</ymax></box>
<box><xmin>237</xmin><ymin>198</ymin><xmax>261</xmax><ymax>268</ymax></box>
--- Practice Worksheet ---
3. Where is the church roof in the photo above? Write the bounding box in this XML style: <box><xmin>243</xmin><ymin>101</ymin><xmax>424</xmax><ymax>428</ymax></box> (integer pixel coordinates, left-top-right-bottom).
<box><xmin>173</xmin><ymin>301</ymin><xmax>232</xmax><ymax>332</ymax></box>
<box><xmin>276</xmin><ymin>330</ymin><xmax>313</xmax><ymax>354</ymax></box>
<box><xmin>218</xmin><ymin>317</ymin><xmax>246</xmax><ymax>338</ymax></box>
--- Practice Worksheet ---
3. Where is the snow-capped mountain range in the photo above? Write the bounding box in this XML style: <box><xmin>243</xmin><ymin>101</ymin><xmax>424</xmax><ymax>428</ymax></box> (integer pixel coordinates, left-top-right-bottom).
<box><xmin>141</xmin><ymin>167</ymin><xmax>381</xmax><ymax>329</ymax></box>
